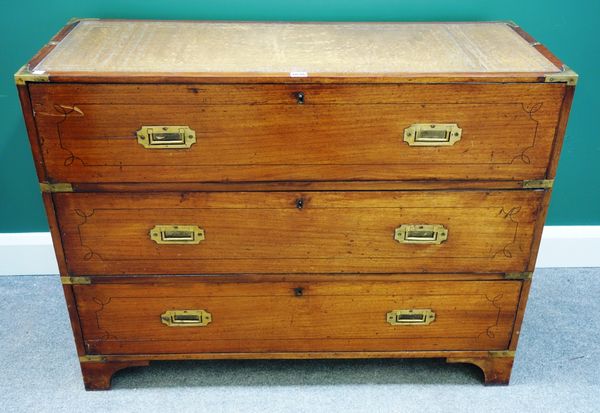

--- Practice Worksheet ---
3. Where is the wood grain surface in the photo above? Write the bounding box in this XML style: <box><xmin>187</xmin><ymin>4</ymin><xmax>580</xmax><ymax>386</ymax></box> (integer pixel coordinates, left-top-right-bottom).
<box><xmin>66</xmin><ymin>180</ymin><xmax>528</xmax><ymax>193</ymax></box>
<box><xmin>74</xmin><ymin>279</ymin><xmax>521</xmax><ymax>354</ymax></box>
<box><xmin>54</xmin><ymin>190</ymin><xmax>543</xmax><ymax>275</ymax></box>
<box><xmin>30</xmin><ymin>83</ymin><xmax>565</xmax><ymax>183</ymax></box>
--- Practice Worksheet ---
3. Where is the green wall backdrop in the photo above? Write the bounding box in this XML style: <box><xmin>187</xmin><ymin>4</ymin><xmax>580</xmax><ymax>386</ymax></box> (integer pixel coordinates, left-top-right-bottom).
<box><xmin>0</xmin><ymin>1</ymin><xmax>598</xmax><ymax>232</ymax></box>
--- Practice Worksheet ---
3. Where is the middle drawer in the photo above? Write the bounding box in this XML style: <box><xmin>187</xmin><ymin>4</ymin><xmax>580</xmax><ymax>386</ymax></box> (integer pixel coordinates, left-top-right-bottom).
<box><xmin>55</xmin><ymin>190</ymin><xmax>543</xmax><ymax>275</ymax></box>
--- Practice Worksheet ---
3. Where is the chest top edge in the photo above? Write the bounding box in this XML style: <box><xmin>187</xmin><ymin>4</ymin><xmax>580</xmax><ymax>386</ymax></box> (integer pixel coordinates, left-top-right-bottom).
<box><xmin>16</xmin><ymin>19</ymin><xmax>576</xmax><ymax>86</ymax></box>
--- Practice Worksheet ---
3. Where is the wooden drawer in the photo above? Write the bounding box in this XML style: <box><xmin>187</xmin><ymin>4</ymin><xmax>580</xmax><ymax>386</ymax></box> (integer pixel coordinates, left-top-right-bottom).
<box><xmin>31</xmin><ymin>83</ymin><xmax>564</xmax><ymax>183</ymax></box>
<box><xmin>55</xmin><ymin>190</ymin><xmax>543</xmax><ymax>275</ymax></box>
<box><xmin>75</xmin><ymin>278</ymin><xmax>522</xmax><ymax>354</ymax></box>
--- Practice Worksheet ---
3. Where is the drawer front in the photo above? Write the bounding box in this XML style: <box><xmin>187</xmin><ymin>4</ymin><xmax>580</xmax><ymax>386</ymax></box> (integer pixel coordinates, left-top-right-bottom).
<box><xmin>55</xmin><ymin>190</ymin><xmax>542</xmax><ymax>275</ymax></box>
<box><xmin>31</xmin><ymin>83</ymin><xmax>564</xmax><ymax>183</ymax></box>
<box><xmin>75</xmin><ymin>279</ymin><xmax>521</xmax><ymax>354</ymax></box>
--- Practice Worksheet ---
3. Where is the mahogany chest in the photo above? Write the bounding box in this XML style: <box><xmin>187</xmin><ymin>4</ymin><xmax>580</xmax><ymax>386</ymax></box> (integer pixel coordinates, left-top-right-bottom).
<box><xmin>16</xmin><ymin>19</ymin><xmax>576</xmax><ymax>390</ymax></box>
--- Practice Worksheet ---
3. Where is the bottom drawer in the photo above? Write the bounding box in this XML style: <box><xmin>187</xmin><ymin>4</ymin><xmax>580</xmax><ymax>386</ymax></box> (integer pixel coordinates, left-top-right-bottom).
<box><xmin>74</xmin><ymin>278</ymin><xmax>522</xmax><ymax>354</ymax></box>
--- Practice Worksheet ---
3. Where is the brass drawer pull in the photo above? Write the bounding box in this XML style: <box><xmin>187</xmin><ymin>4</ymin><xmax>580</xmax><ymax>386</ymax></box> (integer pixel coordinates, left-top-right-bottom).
<box><xmin>387</xmin><ymin>309</ymin><xmax>435</xmax><ymax>325</ymax></box>
<box><xmin>161</xmin><ymin>310</ymin><xmax>212</xmax><ymax>327</ymax></box>
<box><xmin>150</xmin><ymin>225</ymin><xmax>205</xmax><ymax>244</ymax></box>
<box><xmin>136</xmin><ymin>125</ymin><xmax>196</xmax><ymax>149</ymax></box>
<box><xmin>404</xmin><ymin>123</ymin><xmax>461</xmax><ymax>146</ymax></box>
<box><xmin>394</xmin><ymin>224</ymin><xmax>448</xmax><ymax>244</ymax></box>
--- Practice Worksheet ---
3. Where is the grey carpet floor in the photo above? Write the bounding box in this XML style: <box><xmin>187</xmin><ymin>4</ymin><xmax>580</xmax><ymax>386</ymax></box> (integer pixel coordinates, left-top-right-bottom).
<box><xmin>0</xmin><ymin>268</ymin><xmax>598</xmax><ymax>413</ymax></box>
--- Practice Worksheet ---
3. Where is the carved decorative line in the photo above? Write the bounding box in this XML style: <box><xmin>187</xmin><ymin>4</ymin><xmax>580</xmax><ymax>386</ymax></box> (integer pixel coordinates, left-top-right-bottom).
<box><xmin>510</xmin><ymin>102</ymin><xmax>542</xmax><ymax>165</ymax></box>
<box><xmin>479</xmin><ymin>293</ymin><xmax>503</xmax><ymax>339</ymax></box>
<box><xmin>92</xmin><ymin>297</ymin><xmax>117</xmax><ymax>340</ymax></box>
<box><xmin>53</xmin><ymin>104</ymin><xmax>85</xmax><ymax>166</ymax></box>
<box><xmin>74</xmin><ymin>208</ymin><xmax>103</xmax><ymax>261</ymax></box>
<box><xmin>498</xmin><ymin>206</ymin><xmax>522</xmax><ymax>220</ymax></box>
<box><xmin>492</xmin><ymin>207</ymin><xmax>521</xmax><ymax>258</ymax></box>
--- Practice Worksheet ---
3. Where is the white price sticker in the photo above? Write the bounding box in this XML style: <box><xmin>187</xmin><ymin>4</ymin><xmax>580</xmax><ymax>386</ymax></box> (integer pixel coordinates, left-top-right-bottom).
<box><xmin>289</xmin><ymin>71</ymin><xmax>308</xmax><ymax>77</ymax></box>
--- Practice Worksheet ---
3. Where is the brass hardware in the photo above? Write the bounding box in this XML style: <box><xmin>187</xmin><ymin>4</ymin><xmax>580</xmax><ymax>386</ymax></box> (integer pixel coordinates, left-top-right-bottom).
<box><xmin>404</xmin><ymin>123</ymin><xmax>462</xmax><ymax>146</ymax></box>
<box><xmin>60</xmin><ymin>276</ymin><xmax>91</xmax><ymax>285</ymax></box>
<box><xmin>79</xmin><ymin>355</ymin><xmax>106</xmax><ymax>362</ymax></box>
<box><xmin>522</xmin><ymin>179</ymin><xmax>554</xmax><ymax>189</ymax></box>
<box><xmin>67</xmin><ymin>17</ymin><xmax>99</xmax><ymax>25</ymax></box>
<box><xmin>489</xmin><ymin>350</ymin><xmax>516</xmax><ymax>358</ymax></box>
<box><xmin>394</xmin><ymin>224</ymin><xmax>448</xmax><ymax>245</ymax></box>
<box><xmin>14</xmin><ymin>65</ymin><xmax>49</xmax><ymax>85</ymax></box>
<box><xmin>150</xmin><ymin>225</ymin><xmax>205</xmax><ymax>244</ymax></box>
<box><xmin>136</xmin><ymin>126</ymin><xmax>196</xmax><ymax>149</ymax></box>
<box><xmin>545</xmin><ymin>66</ymin><xmax>578</xmax><ymax>86</ymax></box>
<box><xmin>387</xmin><ymin>309</ymin><xmax>436</xmax><ymax>326</ymax></box>
<box><xmin>504</xmin><ymin>272</ymin><xmax>533</xmax><ymax>280</ymax></box>
<box><xmin>39</xmin><ymin>182</ymin><xmax>74</xmax><ymax>193</ymax></box>
<box><xmin>161</xmin><ymin>310</ymin><xmax>212</xmax><ymax>327</ymax></box>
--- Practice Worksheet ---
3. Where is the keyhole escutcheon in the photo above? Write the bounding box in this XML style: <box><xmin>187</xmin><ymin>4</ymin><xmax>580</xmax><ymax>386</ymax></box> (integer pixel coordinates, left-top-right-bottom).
<box><xmin>294</xmin><ymin>91</ymin><xmax>305</xmax><ymax>104</ymax></box>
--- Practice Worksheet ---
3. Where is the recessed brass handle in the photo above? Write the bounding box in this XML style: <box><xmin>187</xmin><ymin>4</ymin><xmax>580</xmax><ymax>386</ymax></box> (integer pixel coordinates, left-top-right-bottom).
<box><xmin>161</xmin><ymin>310</ymin><xmax>212</xmax><ymax>327</ymax></box>
<box><xmin>136</xmin><ymin>125</ymin><xmax>196</xmax><ymax>149</ymax></box>
<box><xmin>387</xmin><ymin>309</ymin><xmax>435</xmax><ymax>325</ymax></box>
<box><xmin>404</xmin><ymin>123</ymin><xmax>461</xmax><ymax>146</ymax></box>
<box><xmin>150</xmin><ymin>225</ymin><xmax>205</xmax><ymax>244</ymax></box>
<box><xmin>394</xmin><ymin>224</ymin><xmax>448</xmax><ymax>244</ymax></box>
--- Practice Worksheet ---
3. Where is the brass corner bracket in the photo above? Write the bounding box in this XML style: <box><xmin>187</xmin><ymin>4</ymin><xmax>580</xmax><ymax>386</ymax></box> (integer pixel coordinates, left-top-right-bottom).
<box><xmin>489</xmin><ymin>350</ymin><xmax>516</xmax><ymax>358</ymax></box>
<box><xmin>545</xmin><ymin>66</ymin><xmax>578</xmax><ymax>86</ymax></box>
<box><xmin>40</xmin><ymin>182</ymin><xmax>74</xmax><ymax>193</ymax></box>
<box><xmin>14</xmin><ymin>65</ymin><xmax>49</xmax><ymax>86</ymax></box>
<box><xmin>501</xmin><ymin>20</ymin><xmax>519</xmax><ymax>28</ymax></box>
<box><xmin>504</xmin><ymin>272</ymin><xmax>533</xmax><ymax>280</ymax></box>
<box><xmin>67</xmin><ymin>17</ymin><xmax>99</xmax><ymax>25</ymax></box>
<box><xmin>522</xmin><ymin>179</ymin><xmax>554</xmax><ymax>189</ymax></box>
<box><xmin>60</xmin><ymin>276</ymin><xmax>91</xmax><ymax>285</ymax></box>
<box><xmin>79</xmin><ymin>355</ymin><xmax>106</xmax><ymax>363</ymax></box>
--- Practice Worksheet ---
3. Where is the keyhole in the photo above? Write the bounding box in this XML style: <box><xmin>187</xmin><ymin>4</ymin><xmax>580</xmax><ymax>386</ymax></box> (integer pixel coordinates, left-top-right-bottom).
<box><xmin>295</xmin><ymin>198</ymin><xmax>304</xmax><ymax>209</ymax></box>
<box><xmin>294</xmin><ymin>287</ymin><xmax>304</xmax><ymax>296</ymax></box>
<box><xmin>294</xmin><ymin>91</ymin><xmax>305</xmax><ymax>104</ymax></box>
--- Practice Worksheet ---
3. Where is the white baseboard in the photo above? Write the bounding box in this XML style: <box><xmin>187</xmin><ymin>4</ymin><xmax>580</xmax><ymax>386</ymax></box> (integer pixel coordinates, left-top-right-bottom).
<box><xmin>535</xmin><ymin>226</ymin><xmax>600</xmax><ymax>268</ymax></box>
<box><xmin>0</xmin><ymin>227</ymin><xmax>598</xmax><ymax>275</ymax></box>
<box><xmin>0</xmin><ymin>232</ymin><xmax>59</xmax><ymax>276</ymax></box>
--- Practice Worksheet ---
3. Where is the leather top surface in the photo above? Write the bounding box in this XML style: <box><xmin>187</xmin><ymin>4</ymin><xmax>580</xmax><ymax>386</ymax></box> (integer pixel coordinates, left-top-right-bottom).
<box><xmin>32</xmin><ymin>20</ymin><xmax>560</xmax><ymax>76</ymax></box>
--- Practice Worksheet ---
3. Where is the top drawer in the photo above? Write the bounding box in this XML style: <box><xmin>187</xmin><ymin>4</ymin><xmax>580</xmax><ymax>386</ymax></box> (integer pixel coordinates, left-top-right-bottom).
<box><xmin>29</xmin><ymin>83</ymin><xmax>565</xmax><ymax>183</ymax></box>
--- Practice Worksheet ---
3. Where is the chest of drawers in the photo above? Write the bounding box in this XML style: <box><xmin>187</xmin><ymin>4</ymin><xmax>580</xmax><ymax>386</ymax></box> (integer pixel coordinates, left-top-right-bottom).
<box><xmin>16</xmin><ymin>19</ymin><xmax>576</xmax><ymax>390</ymax></box>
